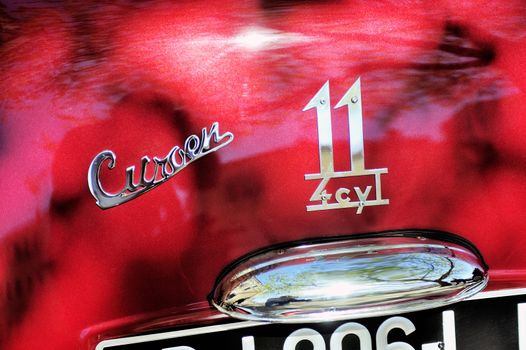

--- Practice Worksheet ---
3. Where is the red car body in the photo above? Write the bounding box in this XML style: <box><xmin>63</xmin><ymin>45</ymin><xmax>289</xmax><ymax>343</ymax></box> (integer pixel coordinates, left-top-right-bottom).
<box><xmin>1</xmin><ymin>1</ymin><xmax>526</xmax><ymax>349</ymax></box>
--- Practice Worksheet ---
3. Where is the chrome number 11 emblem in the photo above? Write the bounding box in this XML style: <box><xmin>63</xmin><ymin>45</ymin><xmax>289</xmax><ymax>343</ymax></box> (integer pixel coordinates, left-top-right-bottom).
<box><xmin>304</xmin><ymin>78</ymin><xmax>389</xmax><ymax>214</ymax></box>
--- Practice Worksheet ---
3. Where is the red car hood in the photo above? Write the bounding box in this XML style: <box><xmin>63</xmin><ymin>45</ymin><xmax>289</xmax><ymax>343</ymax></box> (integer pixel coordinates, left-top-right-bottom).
<box><xmin>1</xmin><ymin>1</ymin><xmax>526</xmax><ymax>349</ymax></box>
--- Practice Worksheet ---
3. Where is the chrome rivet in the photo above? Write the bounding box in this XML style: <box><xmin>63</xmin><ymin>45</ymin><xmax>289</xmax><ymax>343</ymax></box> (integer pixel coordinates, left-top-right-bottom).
<box><xmin>351</xmin><ymin>96</ymin><xmax>359</xmax><ymax>104</ymax></box>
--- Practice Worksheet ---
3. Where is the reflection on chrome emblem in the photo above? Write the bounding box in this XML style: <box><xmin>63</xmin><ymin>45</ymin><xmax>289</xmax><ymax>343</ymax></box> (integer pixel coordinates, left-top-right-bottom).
<box><xmin>304</xmin><ymin>78</ymin><xmax>388</xmax><ymax>213</ymax></box>
<box><xmin>88</xmin><ymin>122</ymin><xmax>233</xmax><ymax>209</ymax></box>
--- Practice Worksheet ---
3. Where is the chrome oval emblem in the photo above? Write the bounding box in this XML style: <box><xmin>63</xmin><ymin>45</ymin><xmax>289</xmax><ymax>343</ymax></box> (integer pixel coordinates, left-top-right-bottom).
<box><xmin>88</xmin><ymin>122</ymin><xmax>233</xmax><ymax>209</ymax></box>
<box><xmin>211</xmin><ymin>231</ymin><xmax>488</xmax><ymax>323</ymax></box>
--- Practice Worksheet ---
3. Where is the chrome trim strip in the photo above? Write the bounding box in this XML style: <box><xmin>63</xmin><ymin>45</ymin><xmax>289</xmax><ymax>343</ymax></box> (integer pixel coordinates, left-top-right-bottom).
<box><xmin>467</xmin><ymin>288</ymin><xmax>526</xmax><ymax>300</ymax></box>
<box><xmin>95</xmin><ymin>321</ymin><xmax>266</xmax><ymax>350</ymax></box>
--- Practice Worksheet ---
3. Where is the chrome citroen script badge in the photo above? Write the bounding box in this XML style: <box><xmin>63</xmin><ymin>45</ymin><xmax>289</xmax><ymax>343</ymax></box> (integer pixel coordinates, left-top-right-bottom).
<box><xmin>88</xmin><ymin>122</ymin><xmax>233</xmax><ymax>209</ymax></box>
<box><xmin>304</xmin><ymin>78</ymin><xmax>388</xmax><ymax>214</ymax></box>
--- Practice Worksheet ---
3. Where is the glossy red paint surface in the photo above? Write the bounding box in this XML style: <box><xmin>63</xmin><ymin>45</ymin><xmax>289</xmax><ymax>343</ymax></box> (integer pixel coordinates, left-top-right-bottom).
<box><xmin>1</xmin><ymin>1</ymin><xmax>526</xmax><ymax>349</ymax></box>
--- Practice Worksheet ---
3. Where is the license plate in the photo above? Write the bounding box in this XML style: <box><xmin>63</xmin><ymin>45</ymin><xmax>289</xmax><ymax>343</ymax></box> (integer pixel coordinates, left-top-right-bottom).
<box><xmin>96</xmin><ymin>291</ymin><xmax>526</xmax><ymax>350</ymax></box>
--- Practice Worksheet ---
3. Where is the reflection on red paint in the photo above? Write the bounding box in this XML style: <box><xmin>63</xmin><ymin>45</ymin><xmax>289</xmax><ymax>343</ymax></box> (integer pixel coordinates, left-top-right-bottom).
<box><xmin>1</xmin><ymin>1</ymin><xmax>526</xmax><ymax>349</ymax></box>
